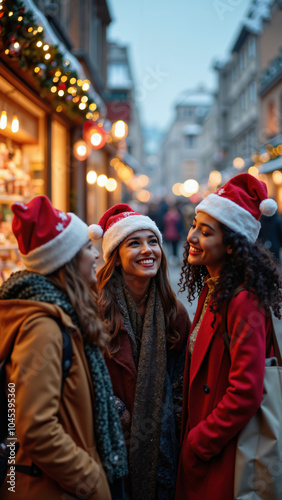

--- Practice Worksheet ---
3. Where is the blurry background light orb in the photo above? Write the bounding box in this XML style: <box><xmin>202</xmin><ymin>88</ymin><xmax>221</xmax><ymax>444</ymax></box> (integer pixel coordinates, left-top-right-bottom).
<box><xmin>106</xmin><ymin>178</ymin><xmax>118</xmax><ymax>192</ymax></box>
<box><xmin>209</xmin><ymin>170</ymin><xmax>222</xmax><ymax>187</ymax></box>
<box><xmin>233</xmin><ymin>157</ymin><xmax>245</xmax><ymax>169</ymax></box>
<box><xmin>272</xmin><ymin>170</ymin><xmax>282</xmax><ymax>185</ymax></box>
<box><xmin>248</xmin><ymin>166</ymin><xmax>259</xmax><ymax>178</ymax></box>
<box><xmin>183</xmin><ymin>179</ymin><xmax>199</xmax><ymax>196</ymax></box>
<box><xmin>112</xmin><ymin>120</ymin><xmax>128</xmax><ymax>140</ymax></box>
<box><xmin>137</xmin><ymin>174</ymin><xmax>149</xmax><ymax>187</ymax></box>
<box><xmin>136</xmin><ymin>190</ymin><xmax>151</xmax><ymax>203</ymax></box>
<box><xmin>172</xmin><ymin>183</ymin><xmax>183</xmax><ymax>196</ymax></box>
<box><xmin>86</xmin><ymin>170</ymin><xmax>97</xmax><ymax>184</ymax></box>
<box><xmin>90</xmin><ymin>130</ymin><xmax>106</xmax><ymax>149</ymax></box>
<box><xmin>73</xmin><ymin>140</ymin><xmax>91</xmax><ymax>161</ymax></box>
<box><xmin>97</xmin><ymin>174</ymin><xmax>108</xmax><ymax>187</ymax></box>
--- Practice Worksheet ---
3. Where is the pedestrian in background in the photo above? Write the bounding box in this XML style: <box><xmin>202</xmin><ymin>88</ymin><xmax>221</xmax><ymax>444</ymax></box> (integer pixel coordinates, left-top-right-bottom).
<box><xmin>258</xmin><ymin>211</ymin><xmax>282</xmax><ymax>264</ymax></box>
<box><xmin>0</xmin><ymin>196</ymin><xmax>127</xmax><ymax>500</ymax></box>
<box><xmin>175</xmin><ymin>174</ymin><xmax>282</xmax><ymax>500</ymax></box>
<box><xmin>163</xmin><ymin>203</ymin><xmax>184</xmax><ymax>266</ymax></box>
<box><xmin>89</xmin><ymin>203</ymin><xmax>191</xmax><ymax>500</ymax></box>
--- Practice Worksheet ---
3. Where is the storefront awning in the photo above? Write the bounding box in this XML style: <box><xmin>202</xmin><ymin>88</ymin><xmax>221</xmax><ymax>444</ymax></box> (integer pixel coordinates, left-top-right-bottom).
<box><xmin>260</xmin><ymin>156</ymin><xmax>282</xmax><ymax>174</ymax></box>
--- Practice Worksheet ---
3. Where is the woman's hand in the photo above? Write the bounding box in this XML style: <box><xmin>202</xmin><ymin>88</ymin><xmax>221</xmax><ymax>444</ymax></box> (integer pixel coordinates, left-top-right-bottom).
<box><xmin>114</xmin><ymin>396</ymin><xmax>131</xmax><ymax>432</ymax></box>
<box><xmin>120</xmin><ymin>408</ymin><xmax>131</xmax><ymax>432</ymax></box>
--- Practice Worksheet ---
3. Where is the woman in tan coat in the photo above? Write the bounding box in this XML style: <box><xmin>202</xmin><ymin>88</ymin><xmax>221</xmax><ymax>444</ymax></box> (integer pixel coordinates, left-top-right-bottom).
<box><xmin>0</xmin><ymin>196</ymin><xmax>127</xmax><ymax>500</ymax></box>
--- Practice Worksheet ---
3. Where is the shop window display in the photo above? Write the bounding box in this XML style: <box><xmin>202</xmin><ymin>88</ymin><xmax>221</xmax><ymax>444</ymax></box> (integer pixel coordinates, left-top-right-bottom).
<box><xmin>0</xmin><ymin>142</ymin><xmax>31</xmax><ymax>283</ymax></box>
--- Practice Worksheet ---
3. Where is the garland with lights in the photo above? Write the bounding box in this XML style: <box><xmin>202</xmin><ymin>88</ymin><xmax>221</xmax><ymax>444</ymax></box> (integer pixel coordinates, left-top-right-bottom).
<box><xmin>0</xmin><ymin>0</ymin><xmax>99</xmax><ymax>120</ymax></box>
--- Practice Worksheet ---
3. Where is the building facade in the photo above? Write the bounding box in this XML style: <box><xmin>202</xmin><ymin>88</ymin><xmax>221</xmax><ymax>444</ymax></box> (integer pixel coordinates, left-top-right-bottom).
<box><xmin>157</xmin><ymin>87</ymin><xmax>214</xmax><ymax>196</ymax></box>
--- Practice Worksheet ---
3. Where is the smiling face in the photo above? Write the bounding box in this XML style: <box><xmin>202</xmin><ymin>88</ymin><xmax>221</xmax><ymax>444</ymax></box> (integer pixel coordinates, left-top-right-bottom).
<box><xmin>78</xmin><ymin>239</ymin><xmax>100</xmax><ymax>287</ymax></box>
<box><xmin>116</xmin><ymin>229</ymin><xmax>162</xmax><ymax>284</ymax></box>
<box><xmin>187</xmin><ymin>212</ymin><xmax>232</xmax><ymax>277</ymax></box>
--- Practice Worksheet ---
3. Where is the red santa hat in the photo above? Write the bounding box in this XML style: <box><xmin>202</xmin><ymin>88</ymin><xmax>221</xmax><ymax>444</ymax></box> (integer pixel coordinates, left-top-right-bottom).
<box><xmin>12</xmin><ymin>195</ymin><xmax>89</xmax><ymax>274</ymax></box>
<box><xmin>195</xmin><ymin>173</ymin><xmax>277</xmax><ymax>243</ymax></box>
<box><xmin>88</xmin><ymin>203</ymin><xmax>163</xmax><ymax>262</ymax></box>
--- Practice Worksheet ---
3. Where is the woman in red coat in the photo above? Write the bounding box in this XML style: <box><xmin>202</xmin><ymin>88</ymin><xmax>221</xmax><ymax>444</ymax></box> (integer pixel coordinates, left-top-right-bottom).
<box><xmin>175</xmin><ymin>173</ymin><xmax>282</xmax><ymax>500</ymax></box>
<box><xmin>88</xmin><ymin>203</ymin><xmax>191</xmax><ymax>500</ymax></box>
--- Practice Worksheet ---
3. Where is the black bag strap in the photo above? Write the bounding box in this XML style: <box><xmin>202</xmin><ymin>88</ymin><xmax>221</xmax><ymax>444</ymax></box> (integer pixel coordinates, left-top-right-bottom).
<box><xmin>60</xmin><ymin>323</ymin><xmax>73</xmax><ymax>393</ymax></box>
<box><xmin>1</xmin><ymin>318</ymin><xmax>73</xmax><ymax>478</ymax></box>
<box><xmin>222</xmin><ymin>287</ymin><xmax>282</xmax><ymax>366</ymax></box>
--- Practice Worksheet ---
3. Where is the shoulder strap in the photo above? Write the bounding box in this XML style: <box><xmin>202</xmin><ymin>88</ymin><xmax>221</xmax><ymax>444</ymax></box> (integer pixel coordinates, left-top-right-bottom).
<box><xmin>1</xmin><ymin>319</ymin><xmax>73</xmax><ymax>480</ymax></box>
<box><xmin>222</xmin><ymin>286</ymin><xmax>246</xmax><ymax>353</ymax></box>
<box><xmin>222</xmin><ymin>287</ymin><xmax>282</xmax><ymax>366</ymax></box>
<box><xmin>54</xmin><ymin>319</ymin><xmax>73</xmax><ymax>393</ymax></box>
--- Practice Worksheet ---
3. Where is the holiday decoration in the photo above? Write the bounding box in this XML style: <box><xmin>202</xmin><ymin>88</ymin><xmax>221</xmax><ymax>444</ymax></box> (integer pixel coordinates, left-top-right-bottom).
<box><xmin>0</xmin><ymin>0</ymin><xmax>99</xmax><ymax>120</ymax></box>
<box><xmin>73</xmin><ymin>140</ymin><xmax>91</xmax><ymax>161</ymax></box>
<box><xmin>82</xmin><ymin>120</ymin><xmax>106</xmax><ymax>150</ymax></box>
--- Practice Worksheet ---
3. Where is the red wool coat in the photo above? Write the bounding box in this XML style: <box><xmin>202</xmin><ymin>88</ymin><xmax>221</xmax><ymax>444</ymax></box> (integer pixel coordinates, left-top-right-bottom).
<box><xmin>175</xmin><ymin>287</ymin><xmax>272</xmax><ymax>500</ymax></box>
<box><xmin>105</xmin><ymin>300</ymin><xmax>190</xmax><ymax>423</ymax></box>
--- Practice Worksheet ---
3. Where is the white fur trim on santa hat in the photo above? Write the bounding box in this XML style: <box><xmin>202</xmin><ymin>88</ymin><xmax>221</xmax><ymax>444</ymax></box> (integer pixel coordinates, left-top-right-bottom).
<box><xmin>102</xmin><ymin>214</ymin><xmax>163</xmax><ymax>262</ymax></box>
<box><xmin>196</xmin><ymin>193</ymin><xmax>261</xmax><ymax>243</ymax></box>
<box><xmin>21</xmin><ymin>213</ymin><xmax>89</xmax><ymax>274</ymax></box>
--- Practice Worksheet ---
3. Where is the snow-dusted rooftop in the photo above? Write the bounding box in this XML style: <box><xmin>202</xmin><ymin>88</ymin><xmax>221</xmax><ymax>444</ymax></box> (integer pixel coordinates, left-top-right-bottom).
<box><xmin>176</xmin><ymin>90</ymin><xmax>214</xmax><ymax>107</ymax></box>
<box><xmin>182</xmin><ymin>124</ymin><xmax>202</xmax><ymax>135</ymax></box>
<box><xmin>244</xmin><ymin>0</ymin><xmax>273</xmax><ymax>34</ymax></box>
<box><xmin>107</xmin><ymin>62</ymin><xmax>133</xmax><ymax>90</ymax></box>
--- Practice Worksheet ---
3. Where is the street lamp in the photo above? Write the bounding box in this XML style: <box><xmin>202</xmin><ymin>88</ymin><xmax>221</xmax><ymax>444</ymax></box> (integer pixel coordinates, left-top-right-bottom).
<box><xmin>112</xmin><ymin>120</ymin><xmax>128</xmax><ymax>141</ymax></box>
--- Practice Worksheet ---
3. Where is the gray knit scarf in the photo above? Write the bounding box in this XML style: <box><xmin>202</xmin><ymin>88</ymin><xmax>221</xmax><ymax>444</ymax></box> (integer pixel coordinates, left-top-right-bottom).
<box><xmin>113</xmin><ymin>272</ymin><xmax>180</xmax><ymax>500</ymax></box>
<box><xmin>0</xmin><ymin>270</ymin><xmax>128</xmax><ymax>484</ymax></box>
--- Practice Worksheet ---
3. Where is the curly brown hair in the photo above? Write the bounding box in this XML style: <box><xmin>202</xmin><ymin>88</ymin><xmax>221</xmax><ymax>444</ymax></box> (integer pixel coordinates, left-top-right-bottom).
<box><xmin>48</xmin><ymin>248</ymin><xmax>109</xmax><ymax>351</ymax></box>
<box><xmin>179</xmin><ymin>223</ymin><xmax>282</xmax><ymax>320</ymax></box>
<box><xmin>97</xmin><ymin>246</ymin><xmax>181</xmax><ymax>355</ymax></box>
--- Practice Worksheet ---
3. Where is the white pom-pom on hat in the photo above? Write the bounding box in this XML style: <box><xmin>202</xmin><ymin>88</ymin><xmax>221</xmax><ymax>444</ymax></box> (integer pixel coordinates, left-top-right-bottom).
<box><xmin>259</xmin><ymin>198</ymin><xmax>277</xmax><ymax>217</ymax></box>
<box><xmin>88</xmin><ymin>224</ymin><xmax>103</xmax><ymax>240</ymax></box>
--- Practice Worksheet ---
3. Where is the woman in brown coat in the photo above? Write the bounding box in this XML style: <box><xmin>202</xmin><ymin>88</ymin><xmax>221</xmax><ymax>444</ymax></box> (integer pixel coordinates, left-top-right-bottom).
<box><xmin>0</xmin><ymin>196</ymin><xmax>127</xmax><ymax>500</ymax></box>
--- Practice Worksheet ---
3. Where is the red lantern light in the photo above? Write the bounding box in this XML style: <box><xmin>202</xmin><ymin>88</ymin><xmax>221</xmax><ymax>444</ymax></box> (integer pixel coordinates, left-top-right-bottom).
<box><xmin>83</xmin><ymin>120</ymin><xmax>106</xmax><ymax>150</ymax></box>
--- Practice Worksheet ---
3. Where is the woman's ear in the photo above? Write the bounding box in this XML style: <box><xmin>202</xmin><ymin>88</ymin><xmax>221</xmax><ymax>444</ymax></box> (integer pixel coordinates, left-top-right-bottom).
<box><xmin>227</xmin><ymin>245</ymin><xmax>233</xmax><ymax>255</ymax></box>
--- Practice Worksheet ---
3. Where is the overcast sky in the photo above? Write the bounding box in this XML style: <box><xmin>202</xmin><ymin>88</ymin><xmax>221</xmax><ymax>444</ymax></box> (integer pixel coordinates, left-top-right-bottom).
<box><xmin>107</xmin><ymin>0</ymin><xmax>250</xmax><ymax>131</ymax></box>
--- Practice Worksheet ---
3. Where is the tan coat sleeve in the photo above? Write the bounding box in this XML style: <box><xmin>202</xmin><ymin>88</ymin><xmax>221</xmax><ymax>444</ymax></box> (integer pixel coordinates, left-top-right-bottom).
<box><xmin>10</xmin><ymin>315</ymin><xmax>103</xmax><ymax>498</ymax></box>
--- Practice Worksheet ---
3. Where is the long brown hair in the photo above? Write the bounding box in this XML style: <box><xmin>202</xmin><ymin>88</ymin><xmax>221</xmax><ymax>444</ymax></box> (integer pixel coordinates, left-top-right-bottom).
<box><xmin>97</xmin><ymin>246</ymin><xmax>180</xmax><ymax>355</ymax></box>
<box><xmin>48</xmin><ymin>248</ymin><xmax>109</xmax><ymax>351</ymax></box>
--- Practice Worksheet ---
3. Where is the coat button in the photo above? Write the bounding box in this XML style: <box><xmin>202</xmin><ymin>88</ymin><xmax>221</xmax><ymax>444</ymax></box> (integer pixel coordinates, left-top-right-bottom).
<box><xmin>203</xmin><ymin>384</ymin><xmax>210</xmax><ymax>394</ymax></box>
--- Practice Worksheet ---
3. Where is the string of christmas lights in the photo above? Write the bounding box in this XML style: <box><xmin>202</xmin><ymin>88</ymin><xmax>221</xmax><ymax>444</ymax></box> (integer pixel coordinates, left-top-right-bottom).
<box><xmin>0</xmin><ymin>0</ymin><xmax>99</xmax><ymax>120</ymax></box>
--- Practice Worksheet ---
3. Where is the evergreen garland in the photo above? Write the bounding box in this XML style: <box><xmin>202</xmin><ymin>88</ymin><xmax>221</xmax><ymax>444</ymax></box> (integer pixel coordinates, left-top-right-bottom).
<box><xmin>0</xmin><ymin>0</ymin><xmax>99</xmax><ymax>120</ymax></box>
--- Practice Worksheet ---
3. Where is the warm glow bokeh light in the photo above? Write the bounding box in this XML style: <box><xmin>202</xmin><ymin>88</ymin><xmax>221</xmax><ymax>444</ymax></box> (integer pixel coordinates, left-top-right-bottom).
<box><xmin>172</xmin><ymin>183</ymin><xmax>183</xmax><ymax>196</ymax></box>
<box><xmin>183</xmin><ymin>179</ymin><xmax>199</xmax><ymax>196</ymax></box>
<box><xmin>97</xmin><ymin>174</ymin><xmax>108</xmax><ymax>187</ymax></box>
<box><xmin>248</xmin><ymin>166</ymin><xmax>259</xmax><ymax>178</ymax></box>
<box><xmin>272</xmin><ymin>170</ymin><xmax>282</xmax><ymax>185</ymax></box>
<box><xmin>112</xmin><ymin>120</ymin><xmax>128</xmax><ymax>140</ymax></box>
<box><xmin>73</xmin><ymin>140</ymin><xmax>91</xmax><ymax>161</ymax></box>
<box><xmin>209</xmin><ymin>170</ymin><xmax>222</xmax><ymax>186</ymax></box>
<box><xmin>86</xmin><ymin>171</ymin><xmax>97</xmax><ymax>184</ymax></box>
<box><xmin>106</xmin><ymin>178</ymin><xmax>118</xmax><ymax>192</ymax></box>
<box><xmin>233</xmin><ymin>157</ymin><xmax>244</xmax><ymax>169</ymax></box>
<box><xmin>136</xmin><ymin>190</ymin><xmax>151</xmax><ymax>202</ymax></box>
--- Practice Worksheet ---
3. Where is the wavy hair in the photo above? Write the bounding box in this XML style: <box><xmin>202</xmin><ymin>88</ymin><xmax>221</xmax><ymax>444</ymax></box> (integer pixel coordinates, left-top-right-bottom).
<box><xmin>179</xmin><ymin>223</ymin><xmax>282</xmax><ymax>320</ymax></box>
<box><xmin>48</xmin><ymin>248</ymin><xmax>109</xmax><ymax>351</ymax></box>
<box><xmin>97</xmin><ymin>246</ymin><xmax>180</xmax><ymax>355</ymax></box>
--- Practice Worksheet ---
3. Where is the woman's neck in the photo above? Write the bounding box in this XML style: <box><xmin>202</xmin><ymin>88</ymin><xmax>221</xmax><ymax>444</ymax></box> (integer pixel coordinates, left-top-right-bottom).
<box><xmin>122</xmin><ymin>274</ymin><xmax>151</xmax><ymax>306</ymax></box>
